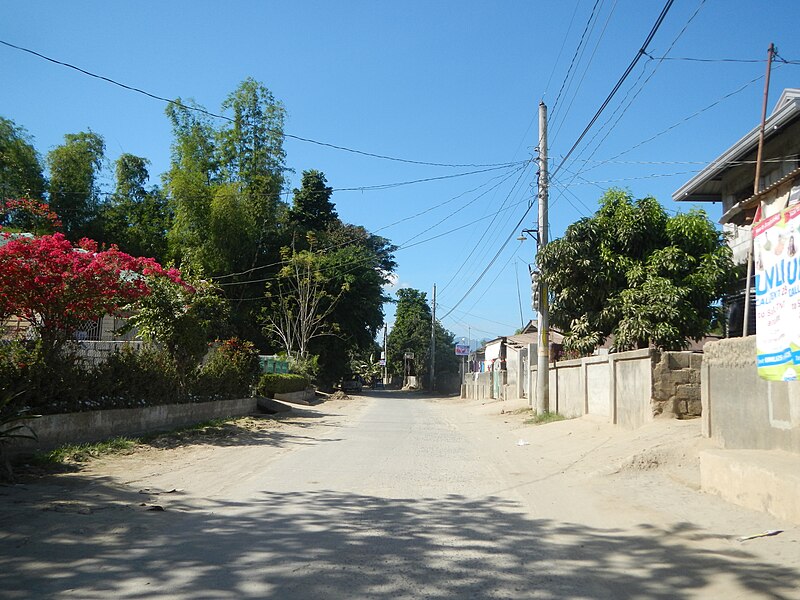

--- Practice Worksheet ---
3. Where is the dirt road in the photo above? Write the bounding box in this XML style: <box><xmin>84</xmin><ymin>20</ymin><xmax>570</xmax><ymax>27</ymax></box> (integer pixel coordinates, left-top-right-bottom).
<box><xmin>1</xmin><ymin>391</ymin><xmax>798</xmax><ymax>598</ymax></box>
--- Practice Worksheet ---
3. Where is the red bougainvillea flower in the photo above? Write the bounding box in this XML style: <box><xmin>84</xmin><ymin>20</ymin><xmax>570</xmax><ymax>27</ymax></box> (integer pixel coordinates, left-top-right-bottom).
<box><xmin>0</xmin><ymin>232</ymin><xmax>186</xmax><ymax>341</ymax></box>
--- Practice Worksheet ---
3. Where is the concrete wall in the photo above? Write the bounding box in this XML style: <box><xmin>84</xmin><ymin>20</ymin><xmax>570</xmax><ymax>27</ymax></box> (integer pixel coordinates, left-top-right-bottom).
<box><xmin>612</xmin><ymin>350</ymin><xmax>656</xmax><ymax>429</ymax></box>
<box><xmin>8</xmin><ymin>397</ymin><xmax>257</xmax><ymax>456</ymax></box>
<box><xmin>531</xmin><ymin>349</ymin><xmax>698</xmax><ymax>429</ymax></box>
<box><xmin>702</xmin><ymin>337</ymin><xmax>800</xmax><ymax>454</ymax></box>
<box><xmin>553</xmin><ymin>359</ymin><xmax>583</xmax><ymax>418</ymax></box>
<box><xmin>585</xmin><ymin>357</ymin><xmax>610</xmax><ymax>418</ymax></box>
<box><xmin>462</xmin><ymin>371</ymin><xmax>494</xmax><ymax>400</ymax></box>
<box><xmin>462</xmin><ymin>347</ymin><xmax>701</xmax><ymax>430</ymax></box>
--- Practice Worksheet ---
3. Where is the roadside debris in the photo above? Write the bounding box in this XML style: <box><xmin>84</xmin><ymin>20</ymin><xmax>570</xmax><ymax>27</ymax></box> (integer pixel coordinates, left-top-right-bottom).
<box><xmin>737</xmin><ymin>530</ymin><xmax>783</xmax><ymax>542</ymax></box>
<box><xmin>517</xmin><ymin>439</ymin><xmax>530</xmax><ymax>446</ymax></box>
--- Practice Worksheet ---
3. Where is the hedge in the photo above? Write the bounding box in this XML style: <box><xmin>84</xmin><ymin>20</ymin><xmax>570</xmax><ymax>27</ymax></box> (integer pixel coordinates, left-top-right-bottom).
<box><xmin>257</xmin><ymin>373</ymin><xmax>310</xmax><ymax>396</ymax></box>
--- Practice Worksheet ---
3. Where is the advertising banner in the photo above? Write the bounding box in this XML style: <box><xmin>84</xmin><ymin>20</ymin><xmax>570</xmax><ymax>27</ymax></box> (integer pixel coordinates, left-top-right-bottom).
<box><xmin>753</xmin><ymin>204</ymin><xmax>800</xmax><ymax>380</ymax></box>
<box><xmin>454</xmin><ymin>344</ymin><xmax>470</xmax><ymax>356</ymax></box>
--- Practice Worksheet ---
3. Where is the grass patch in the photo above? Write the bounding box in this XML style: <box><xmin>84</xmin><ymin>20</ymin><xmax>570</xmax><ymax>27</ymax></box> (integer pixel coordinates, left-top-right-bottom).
<box><xmin>524</xmin><ymin>411</ymin><xmax>566</xmax><ymax>425</ymax></box>
<box><xmin>36</xmin><ymin>436</ymin><xmax>139</xmax><ymax>465</ymax></box>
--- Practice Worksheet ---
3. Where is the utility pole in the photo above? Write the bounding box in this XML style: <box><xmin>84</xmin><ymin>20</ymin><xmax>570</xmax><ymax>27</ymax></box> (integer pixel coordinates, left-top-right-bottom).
<box><xmin>744</xmin><ymin>42</ymin><xmax>775</xmax><ymax>337</ymax></box>
<box><xmin>431</xmin><ymin>284</ymin><xmax>437</xmax><ymax>392</ymax></box>
<box><xmin>536</xmin><ymin>101</ymin><xmax>550</xmax><ymax>414</ymax></box>
<box><xmin>383</xmin><ymin>324</ymin><xmax>388</xmax><ymax>385</ymax></box>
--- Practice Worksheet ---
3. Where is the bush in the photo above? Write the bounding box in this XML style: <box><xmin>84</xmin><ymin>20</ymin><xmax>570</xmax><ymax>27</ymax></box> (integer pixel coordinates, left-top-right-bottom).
<box><xmin>0</xmin><ymin>340</ymin><xmax>93</xmax><ymax>414</ymax></box>
<box><xmin>192</xmin><ymin>338</ymin><xmax>260</xmax><ymax>400</ymax></box>
<box><xmin>92</xmin><ymin>345</ymin><xmax>186</xmax><ymax>409</ymax></box>
<box><xmin>256</xmin><ymin>373</ymin><xmax>309</xmax><ymax>397</ymax></box>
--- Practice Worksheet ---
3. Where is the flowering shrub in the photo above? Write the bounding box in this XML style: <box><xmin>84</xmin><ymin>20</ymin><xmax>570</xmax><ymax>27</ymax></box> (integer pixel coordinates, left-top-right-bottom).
<box><xmin>0</xmin><ymin>232</ymin><xmax>185</xmax><ymax>355</ymax></box>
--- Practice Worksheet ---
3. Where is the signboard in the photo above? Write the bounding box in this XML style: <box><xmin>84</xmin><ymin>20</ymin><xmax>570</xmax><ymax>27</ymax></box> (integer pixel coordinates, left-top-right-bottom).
<box><xmin>753</xmin><ymin>204</ymin><xmax>800</xmax><ymax>380</ymax></box>
<box><xmin>454</xmin><ymin>344</ymin><xmax>470</xmax><ymax>356</ymax></box>
<box><xmin>379</xmin><ymin>359</ymin><xmax>386</xmax><ymax>366</ymax></box>
<box><xmin>404</xmin><ymin>352</ymin><xmax>414</xmax><ymax>359</ymax></box>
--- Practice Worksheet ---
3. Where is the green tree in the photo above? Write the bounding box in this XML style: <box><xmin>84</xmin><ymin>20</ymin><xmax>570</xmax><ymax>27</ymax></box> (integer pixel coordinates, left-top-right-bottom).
<box><xmin>163</xmin><ymin>82</ymin><xmax>290</xmax><ymax>345</ymax></box>
<box><xmin>0</xmin><ymin>116</ymin><xmax>46</xmax><ymax>203</ymax></box>
<box><xmin>163</xmin><ymin>99</ymin><xmax>218</xmax><ymax>267</ymax></box>
<box><xmin>387</xmin><ymin>288</ymin><xmax>458</xmax><ymax>389</ymax></box>
<box><xmin>46</xmin><ymin>131</ymin><xmax>105</xmax><ymax>240</ymax></box>
<box><xmin>101</xmin><ymin>154</ymin><xmax>170</xmax><ymax>261</ymax></box>
<box><xmin>538</xmin><ymin>188</ymin><xmax>736</xmax><ymax>355</ymax></box>
<box><xmin>125</xmin><ymin>274</ymin><xmax>230</xmax><ymax>385</ymax></box>
<box><xmin>308</xmin><ymin>223</ymin><xmax>396</xmax><ymax>386</ymax></box>
<box><xmin>261</xmin><ymin>240</ymin><xmax>348</xmax><ymax>360</ymax></box>
<box><xmin>289</xmin><ymin>170</ymin><xmax>337</xmax><ymax>234</ymax></box>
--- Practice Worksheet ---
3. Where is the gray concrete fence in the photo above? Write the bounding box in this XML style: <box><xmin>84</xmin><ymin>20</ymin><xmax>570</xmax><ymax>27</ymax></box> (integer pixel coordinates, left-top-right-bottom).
<box><xmin>8</xmin><ymin>397</ymin><xmax>257</xmax><ymax>456</ymax></box>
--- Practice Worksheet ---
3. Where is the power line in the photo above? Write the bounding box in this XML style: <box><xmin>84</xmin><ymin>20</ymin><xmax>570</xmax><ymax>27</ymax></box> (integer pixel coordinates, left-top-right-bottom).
<box><xmin>438</xmin><ymin>163</ymin><xmax>533</xmax><ymax>294</ymax></box>
<box><xmin>579</xmin><ymin>68</ymin><xmax>776</xmax><ymax>175</ymax></box>
<box><xmin>0</xmin><ymin>38</ymin><xmax>514</xmax><ymax>169</ymax></box>
<box><xmin>440</xmin><ymin>195</ymin><xmax>536</xmax><ymax>321</ymax></box>
<box><xmin>550</xmin><ymin>0</ymin><xmax>619</xmax><ymax>143</ymax></box>
<box><xmin>332</xmin><ymin>162</ymin><xmax>525</xmax><ymax>192</ymax></box>
<box><xmin>552</xmin><ymin>0</ymin><xmax>676</xmax><ymax>180</ymax></box>
<box><xmin>212</xmin><ymin>165</ymin><xmax>527</xmax><ymax>282</ymax></box>
<box><xmin>543</xmin><ymin>2</ymin><xmax>582</xmax><ymax>99</ymax></box>
<box><xmin>644</xmin><ymin>53</ymin><xmax>800</xmax><ymax>65</ymax></box>
<box><xmin>216</xmin><ymin>191</ymin><xmax>532</xmax><ymax>290</ymax></box>
<box><xmin>550</xmin><ymin>0</ymin><xmax>604</xmax><ymax>121</ymax></box>
<box><xmin>557</xmin><ymin>0</ymin><xmax>706</xmax><ymax>181</ymax></box>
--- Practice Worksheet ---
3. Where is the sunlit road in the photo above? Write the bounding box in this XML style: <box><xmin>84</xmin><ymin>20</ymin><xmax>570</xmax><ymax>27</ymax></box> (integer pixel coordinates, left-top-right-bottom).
<box><xmin>1</xmin><ymin>391</ymin><xmax>798</xmax><ymax>599</ymax></box>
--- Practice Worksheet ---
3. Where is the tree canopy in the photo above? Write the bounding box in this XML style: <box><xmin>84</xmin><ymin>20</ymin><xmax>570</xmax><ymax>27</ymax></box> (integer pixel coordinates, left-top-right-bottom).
<box><xmin>537</xmin><ymin>189</ymin><xmax>736</xmax><ymax>355</ymax></box>
<box><xmin>46</xmin><ymin>131</ymin><xmax>105</xmax><ymax>240</ymax></box>
<box><xmin>387</xmin><ymin>288</ymin><xmax>458</xmax><ymax>389</ymax></box>
<box><xmin>0</xmin><ymin>117</ymin><xmax>45</xmax><ymax>202</ymax></box>
<box><xmin>0</xmin><ymin>79</ymin><xmax>396</xmax><ymax>388</ymax></box>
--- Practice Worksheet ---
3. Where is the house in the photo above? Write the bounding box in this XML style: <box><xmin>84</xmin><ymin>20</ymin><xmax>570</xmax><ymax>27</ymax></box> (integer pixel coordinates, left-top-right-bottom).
<box><xmin>673</xmin><ymin>89</ymin><xmax>800</xmax><ymax>523</ymax></box>
<box><xmin>467</xmin><ymin>322</ymin><xmax>565</xmax><ymax>400</ymax></box>
<box><xmin>673</xmin><ymin>88</ymin><xmax>800</xmax><ymax>335</ymax></box>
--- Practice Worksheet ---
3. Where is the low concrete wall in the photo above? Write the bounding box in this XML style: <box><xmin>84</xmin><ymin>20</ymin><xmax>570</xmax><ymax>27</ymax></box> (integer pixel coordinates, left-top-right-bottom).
<box><xmin>8</xmin><ymin>397</ymin><xmax>257</xmax><ymax>455</ymax></box>
<box><xmin>554</xmin><ymin>359</ymin><xmax>583</xmax><ymax>418</ymax></box>
<box><xmin>527</xmin><ymin>349</ymin><xmax>699</xmax><ymax>429</ymax></box>
<box><xmin>463</xmin><ymin>348</ymin><xmax>701</xmax><ymax>427</ymax></box>
<box><xmin>462</xmin><ymin>371</ymin><xmax>495</xmax><ymax>400</ymax></box>
<box><xmin>585</xmin><ymin>357</ymin><xmax>610</xmax><ymax>418</ymax></box>
<box><xmin>702</xmin><ymin>337</ymin><xmax>800</xmax><ymax>454</ymax></box>
<box><xmin>701</xmin><ymin>449</ymin><xmax>800</xmax><ymax>525</ymax></box>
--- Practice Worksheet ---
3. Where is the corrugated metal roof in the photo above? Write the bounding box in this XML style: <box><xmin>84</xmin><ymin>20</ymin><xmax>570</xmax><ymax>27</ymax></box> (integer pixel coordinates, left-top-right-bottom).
<box><xmin>673</xmin><ymin>89</ymin><xmax>800</xmax><ymax>204</ymax></box>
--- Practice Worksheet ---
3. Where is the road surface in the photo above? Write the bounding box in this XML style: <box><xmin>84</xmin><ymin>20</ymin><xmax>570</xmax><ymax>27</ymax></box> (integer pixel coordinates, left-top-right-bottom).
<box><xmin>1</xmin><ymin>391</ymin><xmax>798</xmax><ymax>598</ymax></box>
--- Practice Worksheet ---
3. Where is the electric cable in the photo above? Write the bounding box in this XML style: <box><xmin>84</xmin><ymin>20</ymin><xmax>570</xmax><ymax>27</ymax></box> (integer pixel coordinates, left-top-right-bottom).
<box><xmin>551</xmin><ymin>0</ymin><xmax>676</xmax><ymax>181</ymax></box>
<box><xmin>0</xmin><ymin>38</ymin><xmax>517</xmax><ymax>169</ymax></box>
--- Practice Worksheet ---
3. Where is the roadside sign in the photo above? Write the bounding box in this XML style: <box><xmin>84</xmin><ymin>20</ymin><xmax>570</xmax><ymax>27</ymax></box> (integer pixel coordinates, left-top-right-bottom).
<box><xmin>379</xmin><ymin>359</ymin><xmax>386</xmax><ymax>366</ymax></box>
<box><xmin>404</xmin><ymin>352</ymin><xmax>414</xmax><ymax>359</ymax></box>
<box><xmin>455</xmin><ymin>344</ymin><xmax>470</xmax><ymax>356</ymax></box>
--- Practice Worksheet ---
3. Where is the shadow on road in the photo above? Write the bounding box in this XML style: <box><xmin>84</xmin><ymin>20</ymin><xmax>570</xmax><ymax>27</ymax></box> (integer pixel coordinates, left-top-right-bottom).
<box><xmin>1</xmin><ymin>480</ymin><xmax>797</xmax><ymax>599</ymax></box>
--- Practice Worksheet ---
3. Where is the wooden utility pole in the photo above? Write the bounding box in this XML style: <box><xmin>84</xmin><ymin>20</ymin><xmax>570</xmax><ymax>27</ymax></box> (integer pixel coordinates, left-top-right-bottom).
<box><xmin>536</xmin><ymin>101</ymin><xmax>550</xmax><ymax>414</ymax></box>
<box><xmin>431</xmin><ymin>284</ymin><xmax>437</xmax><ymax>392</ymax></box>
<box><xmin>743</xmin><ymin>43</ymin><xmax>775</xmax><ymax>337</ymax></box>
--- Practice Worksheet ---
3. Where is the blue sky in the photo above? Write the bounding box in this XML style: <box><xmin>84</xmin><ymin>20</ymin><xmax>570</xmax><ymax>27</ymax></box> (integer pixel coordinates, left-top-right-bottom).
<box><xmin>3</xmin><ymin>1</ymin><xmax>800</xmax><ymax>347</ymax></box>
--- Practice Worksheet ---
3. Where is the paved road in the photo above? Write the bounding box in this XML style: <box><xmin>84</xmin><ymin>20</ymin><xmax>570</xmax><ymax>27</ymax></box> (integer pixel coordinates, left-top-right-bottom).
<box><xmin>1</xmin><ymin>392</ymin><xmax>799</xmax><ymax>599</ymax></box>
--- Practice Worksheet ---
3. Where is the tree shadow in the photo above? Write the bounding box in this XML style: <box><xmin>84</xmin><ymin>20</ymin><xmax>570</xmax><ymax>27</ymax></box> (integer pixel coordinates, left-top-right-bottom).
<box><xmin>1</xmin><ymin>482</ymin><xmax>797</xmax><ymax>599</ymax></box>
